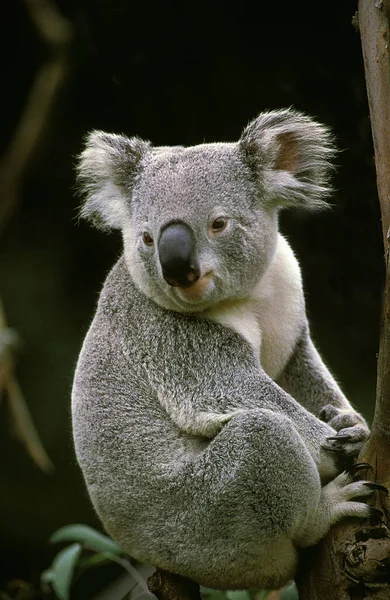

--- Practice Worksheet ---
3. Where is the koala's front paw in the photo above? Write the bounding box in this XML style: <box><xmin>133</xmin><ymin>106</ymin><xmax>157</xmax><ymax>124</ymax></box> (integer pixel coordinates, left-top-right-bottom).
<box><xmin>320</xmin><ymin>404</ymin><xmax>370</xmax><ymax>458</ymax></box>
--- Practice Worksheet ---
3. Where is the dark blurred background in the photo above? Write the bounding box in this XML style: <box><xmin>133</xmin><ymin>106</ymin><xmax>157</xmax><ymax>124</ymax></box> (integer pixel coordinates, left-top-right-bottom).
<box><xmin>0</xmin><ymin>0</ymin><xmax>383</xmax><ymax>593</ymax></box>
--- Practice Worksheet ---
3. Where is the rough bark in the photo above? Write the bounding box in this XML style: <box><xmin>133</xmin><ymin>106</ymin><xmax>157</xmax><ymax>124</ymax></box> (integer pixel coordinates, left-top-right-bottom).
<box><xmin>147</xmin><ymin>569</ymin><xmax>201</xmax><ymax>600</ymax></box>
<box><xmin>296</xmin><ymin>2</ymin><xmax>390</xmax><ymax>598</ymax></box>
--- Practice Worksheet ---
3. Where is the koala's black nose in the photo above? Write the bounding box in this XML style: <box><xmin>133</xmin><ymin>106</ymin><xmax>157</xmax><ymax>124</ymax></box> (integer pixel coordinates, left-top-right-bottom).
<box><xmin>158</xmin><ymin>222</ymin><xmax>200</xmax><ymax>288</ymax></box>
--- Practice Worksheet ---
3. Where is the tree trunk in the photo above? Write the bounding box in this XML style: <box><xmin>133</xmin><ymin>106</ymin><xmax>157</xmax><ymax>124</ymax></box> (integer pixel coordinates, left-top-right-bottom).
<box><xmin>297</xmin><ymin>2</ymin><xmax>390</xmax><ymax>598</ymax></box>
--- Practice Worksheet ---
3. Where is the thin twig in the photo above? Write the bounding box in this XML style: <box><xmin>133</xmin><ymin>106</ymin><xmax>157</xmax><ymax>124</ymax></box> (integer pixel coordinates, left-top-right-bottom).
<box><xmin>0</xmin><ymin>299</ymin><xmax>54</xmax><ymax>473</ymax></box>
<box><xmin>0</xmin><ymin>0</ymin><xmax>72</xmax><ymax>473</ymax></box>
<box><xmin>6</xmin><ymin>373</ymin><xmax>54</xmax><ymax>473</ymax></box>
<box><xmin>0</xmin><ymin>327</ymin><xmax>19</xmax><ymax>397</ymax></box>
<box><xmin>0</xmin><ymin>0</ymin><xmax>72</xmax><ymax>234</ymax></box>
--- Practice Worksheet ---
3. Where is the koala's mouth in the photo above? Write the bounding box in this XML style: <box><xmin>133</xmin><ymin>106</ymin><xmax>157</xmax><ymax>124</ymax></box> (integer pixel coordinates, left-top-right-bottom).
<box><xmin>175</xmin><ymin>272</ymin><xmax>214</xmax><ymax>302</ymax></box>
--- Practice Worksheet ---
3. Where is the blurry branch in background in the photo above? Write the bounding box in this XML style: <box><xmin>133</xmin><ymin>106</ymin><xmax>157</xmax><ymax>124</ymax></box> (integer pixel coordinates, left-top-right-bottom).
<box><xmin>0</xmin><ymin>299</ymin><xmax>54</xmax><ymax>473</ymax></box>
<box><xmin>0</xmin><ymin>0</ymin><xmax>73</xmax><ymax>473</ymax></box>
<box><xmin>0</xmin><ymin>0</ymin><xmax>72</xmax><ymax>234</ymax></box>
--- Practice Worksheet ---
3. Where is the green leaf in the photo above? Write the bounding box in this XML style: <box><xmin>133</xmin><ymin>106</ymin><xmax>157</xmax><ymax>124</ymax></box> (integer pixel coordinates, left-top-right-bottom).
<box><xmin>256</xmin><ymin>592</ymin><xmax>271</xmax><ymax>600</ymax></box>
<box><xmin>78</xmin><ymin>553</ymin><xmax>111</xmax><ymax>569</ymax></box>
<box><xmin>200</xmin><ymin>588</ymin><xmax>228</xmax><ymax>599</ymax></box>
<box><xmin>41</xmin><ymin>569</ymin><xmax>55</xmax><ymax>584</ymax></box>
<box><xmin>50</xmin><ymin>524</ymin><xmax>123</xmax><ymax>555</ymax></box>
<box><xmin>50</xmin><ymin>543</ymin><xmax>82</xmax><ymax>600</ymax></box>
<box><xmin>226</xmin><ymin>592</ymin><xmax>252</xmax><ymax>600</ymax></box>
<box><xmin>102</xmin><ymin>553</ymin><xmax>155</xmax><ymax>597</ymax></box>
<box><xmin>281</xmin><ymin>583</ymin><xmax>299</xmax><ymax>600</ymax></box>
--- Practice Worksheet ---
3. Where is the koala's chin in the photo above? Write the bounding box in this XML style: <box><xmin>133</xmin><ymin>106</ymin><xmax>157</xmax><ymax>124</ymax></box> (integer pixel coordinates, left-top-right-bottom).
<box><xmin>156</xmin><ymin>270</ymin><xmax>257</xmax><ymax>314</ymax></box>
<box><xmin>160</xmin><ymin>277</ymin><xmax>220</xmax><ymax>313</ymax></box>
<box><xmin>171</xmin><ymin>273</ymin><xmax>219</xmax><ymax>311</ymax></box>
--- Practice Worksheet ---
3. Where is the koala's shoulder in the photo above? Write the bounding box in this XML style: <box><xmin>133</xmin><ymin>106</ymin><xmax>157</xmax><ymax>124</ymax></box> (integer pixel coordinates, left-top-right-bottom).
<box><xmin>82</xmin><ymin>258</ymin><xmax>151</xmax><ymax>349</ymax></box>
<box><xmin>89</xmin><ymin>257</ymin><xmax>179</xmax><ymax>342</ymax></box>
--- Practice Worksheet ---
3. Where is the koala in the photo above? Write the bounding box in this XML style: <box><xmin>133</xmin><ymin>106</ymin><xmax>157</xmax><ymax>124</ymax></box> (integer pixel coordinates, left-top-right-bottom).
<box><xmin>72</xmin><ymin>109</ymin><xmax>380</xmax><ymax>591</ymax></box>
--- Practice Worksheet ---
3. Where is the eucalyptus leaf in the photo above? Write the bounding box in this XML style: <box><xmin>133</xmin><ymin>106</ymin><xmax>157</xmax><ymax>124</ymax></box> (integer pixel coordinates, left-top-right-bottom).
<box><xmin>256</xmin><ymin>592</ymin><xmax>271</xmax><ymax>600</ymax></box>
<box><xmin>200</xmin><ymin>588</ymin><xmax>228</xmax><ymax>599</ymax></box>
<box><xmin>101</xmin><ymin>553</ymin><xmax>155</xmax><ymax>597</ymax></box>
<box><xmin>78</xmin><ymin>552</ymin><xmax>111</xmax><ymax>568</ymax></box>
<box><xmin>50</xmin><ymin>524</ymin><xmax>122</xmax><ymax>554</ymax></box>
<box><xmin>41</xmin><ymin>569</ymin><xmax>55</xmax><ymax>584</ymax></box>
<box><xmin>226</xmin><ymin>591</ymin><xmax>252</xmax><ymax>600</ymax></box>
<box><xmin>50</xmin><ymin>543</ymin><xmax>82</xmax><ymax>600</ymax></box>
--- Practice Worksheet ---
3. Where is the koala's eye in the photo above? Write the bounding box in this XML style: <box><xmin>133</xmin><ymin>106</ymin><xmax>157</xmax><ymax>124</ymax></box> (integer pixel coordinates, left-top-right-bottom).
<box><xmin>211</xmin><ymin>217</ymin><xmax>227</xmax><ymax>233</ymax></box>
<box><xmin>142</xmin><ymin>232</ymin><xmax>154</xmax><ymax>246</ymax></box>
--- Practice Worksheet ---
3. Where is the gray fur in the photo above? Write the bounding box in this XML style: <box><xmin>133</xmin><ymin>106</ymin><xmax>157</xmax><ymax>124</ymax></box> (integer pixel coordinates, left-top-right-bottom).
<box><xmin>72</xmin><ymin>109</ymin><xmax>370</xmax><ymax>590</ymax></box>
<box><xmin>239</xmin><ymin>109</ymin><xmax>335</xmax><ymax>209</ymax></box>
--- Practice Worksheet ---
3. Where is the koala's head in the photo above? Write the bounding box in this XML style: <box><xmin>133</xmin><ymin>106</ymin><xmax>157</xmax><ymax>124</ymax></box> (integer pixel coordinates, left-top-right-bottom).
<box><xmin>77</xmin><ymin>109</ymin><xmax>335</xmax><ymax>313</ymax></box>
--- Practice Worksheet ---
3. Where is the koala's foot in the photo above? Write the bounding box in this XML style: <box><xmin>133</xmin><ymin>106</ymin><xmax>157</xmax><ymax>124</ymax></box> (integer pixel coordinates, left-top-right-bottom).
<box><xmin>322</xmin><ymin>472</ymin><xmax>386</xmax><ymax>529</ymax></box>
<box><xmin>300</xmin><ymin>471</ymin><xmax>387</xmax><ymax>547</ymax></box>
<box><xmin>319</xmin><ymin>404</ymin><xmax>369</xmax><ymax>458</ymax></box>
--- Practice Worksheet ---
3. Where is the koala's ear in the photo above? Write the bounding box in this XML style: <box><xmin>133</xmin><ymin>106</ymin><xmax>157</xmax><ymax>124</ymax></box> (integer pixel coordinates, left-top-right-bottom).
<box><xmin>76</xmin><ymin>131</ymin><xmax>150</xmax><ymax>230</ymax></box>
<box><xmin>239</xmin><ymin>109</ymin><xmax>336</xmax><ymax>209</ymax></box>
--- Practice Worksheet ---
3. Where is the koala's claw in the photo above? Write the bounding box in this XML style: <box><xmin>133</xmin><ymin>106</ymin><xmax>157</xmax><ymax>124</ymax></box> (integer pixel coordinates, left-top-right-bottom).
<box><xmin>321</xmin><ymin>443</ymin><xmax>346</xmax><ymax>453</ymax></box>
<box><xmin>321</xmin><ymin>472</ymin><xmax>386</xmax><ymax>531</ymax></box>
<box><xmin>322</xmin><ymin>421</ymin><xmax>369</xmax><ymax>461</ymax></box>
<box><xmin>320</xmin><ymin>405</ymin><xmax>369</xmax><ymax>442</ymax></box>
<box><xmin>348</xmin><ymin>462</ymin><xmax>373</xmax><ymax>475</ymax></box>
<box><xmin>319</xmin><ymin>404</ymin><xmax>338</xmax><ymax>422</ymax></box>
<box><xmin>327</xmin><ymin>434</ymin><xmax>353</xmax><ymax>442</ymax></box>
<box><xmin>364</xmin><ymin>482</ymin><xmax>389</xmax><ymax>496</ymax></box>
<box><xmin>369</xmin><ymin>508</ymin><xmax>384</xmax><ymax>525</ymax></box>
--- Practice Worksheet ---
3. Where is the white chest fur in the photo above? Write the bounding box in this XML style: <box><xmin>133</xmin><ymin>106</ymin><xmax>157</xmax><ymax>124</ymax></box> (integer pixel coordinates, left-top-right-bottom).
<box><xmin>205</xmin><ymin>235</ymin><xmax>305</xmax><ymax>381</ymax></box>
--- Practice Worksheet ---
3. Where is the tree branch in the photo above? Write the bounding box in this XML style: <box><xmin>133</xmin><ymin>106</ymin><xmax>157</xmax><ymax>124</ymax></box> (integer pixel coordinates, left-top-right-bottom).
<box><xmin>0</xmin><ymin>299</ymin><xmax>54</xmax><ymax>474</ymax></box>
<box><xmin>147</xmin><ymin>569</ymin><xmax>201</xmax><ymax>600</ymax></box>
<box><xmin>0</xmin><ymin>0</ymin><xmax>71</xmax><ymax>472</ymax></box>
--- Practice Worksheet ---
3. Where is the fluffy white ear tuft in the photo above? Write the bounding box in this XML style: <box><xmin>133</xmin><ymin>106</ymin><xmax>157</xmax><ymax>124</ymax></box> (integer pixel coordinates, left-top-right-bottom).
<box><xmin>76</xmin><ymin>131</ymin><xmax>150</xmax><ymax>230</ymax></box>
<box><xmin>239</xmin><ymin>108</ymin><xmax>336</xmax><ymax>210</ymax></box>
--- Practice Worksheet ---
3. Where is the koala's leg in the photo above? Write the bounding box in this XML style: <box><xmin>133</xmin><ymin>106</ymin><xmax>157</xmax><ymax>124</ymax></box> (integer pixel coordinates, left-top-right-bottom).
<box><xmin>277</xmin><ymin>324</ymin><xmax>369</xmax><ymax>457</ymax></box>
<box><xmin>148</xmin><ymin>409</ymin><xmax>373</xmax><ymax>590</ymax></box>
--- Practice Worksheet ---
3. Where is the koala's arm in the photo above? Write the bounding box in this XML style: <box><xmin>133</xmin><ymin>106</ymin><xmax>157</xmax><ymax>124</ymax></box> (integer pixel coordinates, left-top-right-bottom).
<box><xmin>277</xmin><ymin>323</ymin><xmax>369</xmax><ymax>452</ymax></box>
<box><xmin>140</xmin><ymin>315</ymin><xmax>337</xmax><ymax>475</ymax></box>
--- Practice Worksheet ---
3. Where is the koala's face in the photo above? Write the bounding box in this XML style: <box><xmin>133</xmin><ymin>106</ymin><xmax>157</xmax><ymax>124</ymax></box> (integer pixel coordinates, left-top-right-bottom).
<box><xmin>78</xmin><ymin>109</ymin><xmax>334</xmax><ymax>312</ymax></box>
<box><xmin>124</xmin><ymin>144</ymin><xmax>278</xmax><ymax>312</ymax></box>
